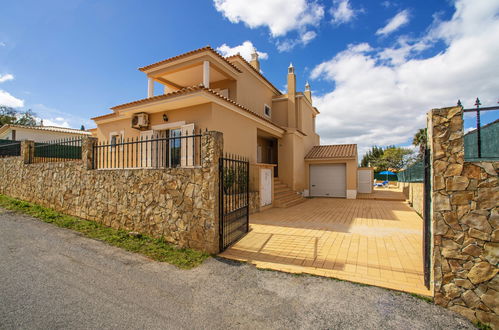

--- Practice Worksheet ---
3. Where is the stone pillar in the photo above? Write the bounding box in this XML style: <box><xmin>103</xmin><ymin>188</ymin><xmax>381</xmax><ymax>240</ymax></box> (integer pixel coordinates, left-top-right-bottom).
<box><xmin>21</xmin><ymin>140</ymin><xmax>34</xmax><ymax>164</ymax></box>
<box><xmin>200</xmin><ymin>131</ymin><xmax>223</xmax><ymax>253</ymax></box>
<box><xmin>81</xmin><ymin>136</ymin><xmax>98</xmax><ymax>170</ymax></box>
<box><xmin>429</xmin><ymin>106</ymin><xmax>499</xmax><ymax>327</ymax></box>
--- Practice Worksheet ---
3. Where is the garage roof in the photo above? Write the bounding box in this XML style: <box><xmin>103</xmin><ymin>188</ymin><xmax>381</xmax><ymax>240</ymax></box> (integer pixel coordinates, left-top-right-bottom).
<box><xmin>305</xmin><ymin>144</ymin><xmax>357</xmax><ymax>159</ymax></box>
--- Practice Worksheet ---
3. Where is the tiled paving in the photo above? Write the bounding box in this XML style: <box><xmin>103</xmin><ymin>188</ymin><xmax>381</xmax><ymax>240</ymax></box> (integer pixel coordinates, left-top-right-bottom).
<box><xmin>219</xmin><ymin>197</ymin><xmax>432</xmax><ymax>296</ymax></box>
<box><xmin>357</xmin><ymin>186</ymin><xmax>406</xmax><ymax>201</ymax></box>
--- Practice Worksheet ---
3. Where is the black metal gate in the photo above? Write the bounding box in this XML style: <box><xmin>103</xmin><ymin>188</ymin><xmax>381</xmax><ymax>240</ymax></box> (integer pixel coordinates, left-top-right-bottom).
<box><xmin>219</xmin><ymin>154</ymin><xmax>250</xmax><ymax>251</ymax></box>
<box><xmin>423</xmin><ymin>147</ymin><xmax>431</xmax><ymax>289</ymax></box>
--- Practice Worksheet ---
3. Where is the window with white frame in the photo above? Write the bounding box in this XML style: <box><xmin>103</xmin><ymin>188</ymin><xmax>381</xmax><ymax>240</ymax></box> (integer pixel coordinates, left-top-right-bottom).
<box><xmin>109</xmin><ymin>131</ymin><xmax>123</xmax><ymax>151</ymax></box>
<box><xmin>264</xmin><ymin>104</ymin><xmax>271</xmax><ymax>118</ymax></box>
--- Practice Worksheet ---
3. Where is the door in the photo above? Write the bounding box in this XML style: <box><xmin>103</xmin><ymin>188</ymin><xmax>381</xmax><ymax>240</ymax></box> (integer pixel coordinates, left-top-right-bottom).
<box><xmin>310</xmin><ymin>164</ymin><xmax>346</xmax><ymax>197</ymax></box>
<box><xmin>260</xmin><ymin>168</ymin><xmax>272</xmax><ymax>206</ymax></box>
<box><xmin>358</xmin><ymin>169</ymin><xmax>373</xmax><ymax>193</ymax></box>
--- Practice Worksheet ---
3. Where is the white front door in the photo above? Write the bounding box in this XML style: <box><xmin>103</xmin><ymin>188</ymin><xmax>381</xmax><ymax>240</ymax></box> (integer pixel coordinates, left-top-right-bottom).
<box><xmin>310</xmin><ymin>164</ymin><xmax>346</xmax><ymax>197</ymax></box>
<box><xmin>260</xmin><ymin>168</ymin><xmax>272</xmax><ymax>206</ymax></box>
<box><xmin>358</xmin><ymin>169</ymin><xmax>373</xmax><ymax>193</ymax></box>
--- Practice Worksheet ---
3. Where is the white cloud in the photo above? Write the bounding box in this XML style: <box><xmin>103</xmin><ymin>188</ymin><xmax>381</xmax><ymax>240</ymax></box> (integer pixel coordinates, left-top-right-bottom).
<box><xmin>276</xmin><ymin>30</ymin><xmax>317</xmax><ymax>52</ymax></box>
<box><xmin>0</xmin><ymin>90</ymin><xmax>24</xmax><ymax>108</ymax></box>
<box><xmin>31</xmin><ymin>103</ymin><xmax>92</xmax><ymax>129</ymax></box>
<box><xmin>310</xmin><ymin>0</ymin><xmax>499</xmax><ymax>155</ymax></box>
<box><xmin>0</xmin><ymin>42</ymin><xmax>5</xmax><ymax>47</ymax></box>
<box><xmin>217</xmin><ymin>41</ymin><xmax>268</xmax><ymax>61</ymax></box>
<box><xmin>0</xmin><ymin>74</ymin><xmax>14</xmax><ymax>83</ymax></box>
<box><xmin>213</xmin><ymin>0</ymin><xmax>324</xmax><ymax>37</ymax></box>
<box><xmin>376</xmin><ymin>9</ymin><xmax>410</xmax><ymax>36</ymax></box>
<box><xmin>330</xmin><ymin>0</ymin><xmax>360</xmax><ymax>25</ymax></box>
<box><xmin>40</xmin><ymin>117</ymin><xmax>71</xmax><ymax>128</ymax></box>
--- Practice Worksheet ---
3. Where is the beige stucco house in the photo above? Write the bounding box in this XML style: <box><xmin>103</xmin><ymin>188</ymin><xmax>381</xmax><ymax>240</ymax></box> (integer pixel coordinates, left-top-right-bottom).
<box><xmin>91</xmin><ymin>46</ymin><xmax>358</xmax><ymax>208</ymax></box>
<box><xmin>0</xmin><ymin>124</ymin><xmax>92</xmax><ymax>142</ymax></box>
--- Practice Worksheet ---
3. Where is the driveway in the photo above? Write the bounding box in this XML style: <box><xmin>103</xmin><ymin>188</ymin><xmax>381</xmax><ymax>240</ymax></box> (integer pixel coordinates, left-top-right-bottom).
<box><xmin>220</xmin><ymin>197</ymin><xmax>430</xmax><ymax>295</ymax></box>
<box><xmin>0</xmin><ymin>210</ymin><xmax>472</xmax><ymax>329</ymax></box>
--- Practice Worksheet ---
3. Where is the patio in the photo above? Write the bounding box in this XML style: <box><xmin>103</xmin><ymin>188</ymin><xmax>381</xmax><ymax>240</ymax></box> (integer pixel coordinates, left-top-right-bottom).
<box><xmin>219</xmin><ymin>197</ymin><xmax>431</xmax><ymax>296</ymax></box>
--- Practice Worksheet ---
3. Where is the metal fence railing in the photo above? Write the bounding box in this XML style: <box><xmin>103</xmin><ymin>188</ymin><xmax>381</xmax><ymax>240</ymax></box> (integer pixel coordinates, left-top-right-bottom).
<box><xmin>93</xmin><ymin>131</ymin><xmax>202</xmax><ymax>169</ymax></box>
<box><xmin>463</xmin><ymin>100</ymin><xmax>499</xmax><ymax>161</ymax></box>
<box><xmin>32</xmin><ymin>138</ymin><xmax>83</xmax><ymax>163</ymax></box>
<box><xmin>0</xmin><ymin>139</ymin><xmax>21</xmax><ymax>158</ymax></box>
<box><xmin>398</xmin><ymin>160</ymin><xmax>424</xmax><ymax>182</ymax></box>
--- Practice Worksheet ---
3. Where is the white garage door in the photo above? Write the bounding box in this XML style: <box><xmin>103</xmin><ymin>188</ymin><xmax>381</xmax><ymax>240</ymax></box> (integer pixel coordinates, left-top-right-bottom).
<box><xmin>310</xmin><ymin>164</ymin><xmax>346</xmax><ymax>197</ymax></box>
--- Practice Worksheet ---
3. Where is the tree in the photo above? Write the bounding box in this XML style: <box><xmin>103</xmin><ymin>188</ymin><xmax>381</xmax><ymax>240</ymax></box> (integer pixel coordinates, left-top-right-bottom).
<box><xmin>360</xmin><ymin>145</ymin><xmax>384</xmax><ymax>167</ymax></box>
<box><xmin>412</xmin><ymin>128</ymin><xmax>427</xmax><ymax>159</ymax></box>
<box><xmin>377</xmin><ymin>147</ymin><xmax>413</xmax><ymax>170</ymax></box>
<box><xmin>0</xmin><ymin>106</ymin><xmax>38</xmax><ymax>127</ymax></box>
<box><xmin>361</xmin><ymin>145</ymin><xmax>413</xmax><ymax>171</ymax></box>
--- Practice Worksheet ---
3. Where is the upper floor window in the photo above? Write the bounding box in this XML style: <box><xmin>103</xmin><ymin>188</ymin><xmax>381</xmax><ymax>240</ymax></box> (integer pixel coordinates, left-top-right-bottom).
<box><xmin>264</xmin><ymin>104</ymin><xmax>271</xmax><ymax>118</ymax></box>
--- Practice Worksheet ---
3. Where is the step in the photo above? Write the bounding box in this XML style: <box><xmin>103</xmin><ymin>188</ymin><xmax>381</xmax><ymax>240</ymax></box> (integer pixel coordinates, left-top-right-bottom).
<box><xmin>277</xmin><ymin>192</ymin><xmax>303</xmax><ymax>203</ymax></box>
<box><xmin>281</xmin><ymin>197</ymin><xmax>307</xmax><ymax>208</ymax></box>
<box><xmin>274</xmin><ymin>190</ymin><xmax>296</xmax><ymax>199</ymax></box>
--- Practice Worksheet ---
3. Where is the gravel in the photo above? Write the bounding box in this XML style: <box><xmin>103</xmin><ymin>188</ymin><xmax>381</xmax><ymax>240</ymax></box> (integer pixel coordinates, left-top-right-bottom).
<box><xmin>0</xmin><ymin>210</ymin><xmax>474</xmax><ymax>330</ymax></box>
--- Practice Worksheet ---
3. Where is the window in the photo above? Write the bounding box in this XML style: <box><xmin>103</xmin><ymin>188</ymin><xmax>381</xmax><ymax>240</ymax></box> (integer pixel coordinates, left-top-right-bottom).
<box><xmin>264</xmin><ymin>104</ymin><xmax>271</xmax><ymax>118</ymax></box>
<box><xmin>109</xmin><ymin>131</ymin><xmax>123</xmax><ymax>151</ymax></box>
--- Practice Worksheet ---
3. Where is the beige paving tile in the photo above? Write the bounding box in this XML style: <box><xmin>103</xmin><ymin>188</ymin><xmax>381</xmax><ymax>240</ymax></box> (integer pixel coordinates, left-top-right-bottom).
<box><xmin>219</xmin><ymin>197</ymin><xmax>431</xmax><ymax>296</ymax></box>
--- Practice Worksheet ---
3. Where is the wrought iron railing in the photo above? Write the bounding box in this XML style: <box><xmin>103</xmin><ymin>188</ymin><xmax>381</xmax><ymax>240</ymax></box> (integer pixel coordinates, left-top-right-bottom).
<box><xmin>32</xmin><ymin>138</ymin><xmax>83</xmax><ymax>163</ymax></box>
<box><xmin>0</xmin><ymin>139</ymin><xmax>21</xmax><ymax>158</ymax></box>
<box><xmin>462</xmin><ymin>98</ymin><xmax>499</xmax><ymax>161</ymax></box>
<box><xmin>93</xmin><ymin>131</ymin><xmax>202</xmax><ymax>169</ymax></box>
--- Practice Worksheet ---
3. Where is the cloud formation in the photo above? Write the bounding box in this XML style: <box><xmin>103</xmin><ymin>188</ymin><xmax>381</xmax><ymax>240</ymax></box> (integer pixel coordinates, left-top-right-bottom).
<box><xmin>376</xmin><ymin>9</ymin><xmax>410</xmax><ymax>36</ymax></box>
<box><xmin>213</xmin><ymin>0</ymin><xmax>323</xmax><ymax>51</ymax></box>
<box><xmin>217</xmin><ymin>41</ymin><xmax>268</xmax><ymax>61</ymax></box>
<box><xmin>0</xmin><ymin>74</ymin><xmax>14</xmax><ymax>83</ymax></box>
<box><xmin>330</xmin><ymin>0</ymin><xmax>360</xmax><ymax>25</ymax></box>
<box><xmin>0</xmin><ymin>90</ymin><xmax>24</xmax><ymax>108</ymax></box>
<box><xmin>311</xmin><ymin>0</ymin><xmax>499</xmax><ymax>156</ymax></box>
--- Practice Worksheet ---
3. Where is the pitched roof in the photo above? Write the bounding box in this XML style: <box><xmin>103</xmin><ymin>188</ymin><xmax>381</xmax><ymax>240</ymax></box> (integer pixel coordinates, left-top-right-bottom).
<box><xmin>305</xmin><ymin>144</ymin><xmax>357</xmax><ymax>159</ymax></box>
<box><xmin>97</xmin><ymin>85</ymin><xmax>284</xmax><ymax>131</ymax></box>
<box><xmin>0</xmin><ymin>124</ymin><xmax>91</xmax><ymax>135</ymax></box>
<box><xmin>138</xmin><ymin>46</ymin><xmax>242</xmax><ymax>73</ymax></box>
<box><xmin>225</xmin><ymin>54</ymin><xmax>282</xmax><ymax>95</ymax></box>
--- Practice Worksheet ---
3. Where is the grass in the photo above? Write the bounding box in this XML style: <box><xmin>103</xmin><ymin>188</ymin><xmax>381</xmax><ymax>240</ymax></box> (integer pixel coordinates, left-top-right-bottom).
<box><xmin>0</xmin><ymin>194</ymin><xmax>210</xmax><ymax>269</ymax></box>
<box><xmin>409</xmin><ymin>293</ymin><xmax>433</xmax><ymax>303</ymax></box>
<box><xmin>475</xmin><ymin>322</ymin><xmax>492</xmax><ymax>330</ymax></box>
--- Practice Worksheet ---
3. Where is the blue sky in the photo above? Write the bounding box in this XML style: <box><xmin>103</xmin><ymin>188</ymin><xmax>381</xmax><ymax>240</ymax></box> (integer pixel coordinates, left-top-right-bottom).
<box><xmin>1</xmin><ymin>0</ymin><xmax>498</xmax><ymax>154</ymax></box>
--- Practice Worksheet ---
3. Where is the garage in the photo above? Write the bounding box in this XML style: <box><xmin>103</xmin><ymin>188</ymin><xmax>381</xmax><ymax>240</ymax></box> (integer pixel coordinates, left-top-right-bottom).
<box><xmin>305</xmin><ymin>144</ymin><xmax>358</xmax><ymax>199</ymax></box>
<box><xmin>310</xmin><ymin>164</ymin><xmax>346</xmax><ymax>197</ymax></box>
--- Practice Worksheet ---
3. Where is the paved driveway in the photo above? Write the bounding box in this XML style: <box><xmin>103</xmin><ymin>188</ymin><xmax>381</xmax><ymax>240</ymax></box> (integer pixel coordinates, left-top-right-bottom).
<box><xmin>0</xmin><ymin>209</ymin><xmax>472</xmax><ymax>329</ymax></box>
<box><xmin>220</xmin><ymin>197</ymin><xmax>430</xmax><ymax>295</ymax></box>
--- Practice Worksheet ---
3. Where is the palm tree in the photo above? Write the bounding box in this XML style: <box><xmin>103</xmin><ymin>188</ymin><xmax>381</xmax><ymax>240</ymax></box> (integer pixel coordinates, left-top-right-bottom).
<box><xmin>412</xmin><ymin>128</ymin><xmax>427</xmax><ymax>158</ymax></box>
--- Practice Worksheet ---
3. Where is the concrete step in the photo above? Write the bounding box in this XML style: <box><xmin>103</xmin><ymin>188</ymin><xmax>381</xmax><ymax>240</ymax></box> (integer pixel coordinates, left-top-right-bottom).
<box><xmin>281</xmin><ymin>197</ymin><xmax>307</xmax><ymax>207</ymax></box>
<box><xmin>274</xmin><ymin>190</ymin><xmax>296</xmax><ymax>199</ymax></box>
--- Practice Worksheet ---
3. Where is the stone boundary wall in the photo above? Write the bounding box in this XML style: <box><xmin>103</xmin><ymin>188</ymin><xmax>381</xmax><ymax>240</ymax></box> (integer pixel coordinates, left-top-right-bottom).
<box><xmin>401</xmin><ymin>182</ymin><xmax>424</xmax><ymax>216</ymax></box>
<box><xmin>0</xmin><ymin>132</ymin><xmax>223</xmax><ymax>254</ymax></box>
<box><xmin>428</xmin><ymin>106</ymin><xmax>498</xmax><ymax>327</ymax></box>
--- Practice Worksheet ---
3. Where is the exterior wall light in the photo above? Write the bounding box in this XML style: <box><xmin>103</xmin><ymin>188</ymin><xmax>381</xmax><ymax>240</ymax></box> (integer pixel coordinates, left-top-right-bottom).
<box><xmin>163</xmin><ymin>114</ymin><xmax>168</xmax><ymax>122</ymax></box>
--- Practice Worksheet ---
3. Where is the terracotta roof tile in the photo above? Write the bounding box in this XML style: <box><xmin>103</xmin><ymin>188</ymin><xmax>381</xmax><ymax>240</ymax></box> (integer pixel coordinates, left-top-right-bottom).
<box><xmin>0</xmin><ymin>124</ymin><xmax>91</xmax><ymax>135</ymax></box>
<box><xmin>138</xmin><ymin>46</ymin><xmax>242</xmax><ymax>73</ymax></box>
<box><xmin>104</xmin><ymin>85</ymin><xmax>284</xmax><ymax>131</ymax></box>
<box><xmin>225</xmin><ymin>54</ymin><xmax>282</xmax><ymax>95</ymax></box>
<box><xmin>305</xmin><ymin>144</ymin><xmax>357</xmax><ymax>159</ymax></box>
<box><xmin>90</xmin><ymin>112</ymin><xmax>118</xmax><ymax>121</ymax></box>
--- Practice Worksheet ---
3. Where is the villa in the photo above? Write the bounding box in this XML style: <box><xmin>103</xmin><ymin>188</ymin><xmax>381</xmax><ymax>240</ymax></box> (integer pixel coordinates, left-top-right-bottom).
<box><xmin>91</xmin><ymin>46</ymin><xmax>360</xmax><ymax>208</ymax></box>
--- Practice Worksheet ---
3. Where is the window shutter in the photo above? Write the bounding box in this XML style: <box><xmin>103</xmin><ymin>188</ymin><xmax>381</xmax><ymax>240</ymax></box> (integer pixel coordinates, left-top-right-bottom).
<box><xmin>180</xmin><ymin>123</ymin><xmax>195</xmax><ymax>167</ymax></box>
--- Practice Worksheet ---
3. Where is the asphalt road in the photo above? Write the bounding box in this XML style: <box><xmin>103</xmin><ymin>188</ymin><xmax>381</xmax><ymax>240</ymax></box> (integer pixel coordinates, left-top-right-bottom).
<box><xmin>0</xmin><ymin>210</ymin><xmax>474</xmax><ymax>330</ymax></box>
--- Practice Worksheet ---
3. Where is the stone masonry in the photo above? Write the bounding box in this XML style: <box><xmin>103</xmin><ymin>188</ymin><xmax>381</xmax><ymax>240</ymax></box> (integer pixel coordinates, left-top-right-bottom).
<box><xmin>429</xmin><ymin>106</ymin><xmax>498</xmax><ymax>328</ymax></box>
<box><xmin>0</xmin><ymin>131</ymin><xmax>223</xmax><ymax>254</ymax></box>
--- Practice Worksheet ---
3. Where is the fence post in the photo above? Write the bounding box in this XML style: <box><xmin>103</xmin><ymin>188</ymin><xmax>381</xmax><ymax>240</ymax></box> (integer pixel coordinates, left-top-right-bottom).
<box><xmin>21</xmin><ymin>140</ymin><xmax>34</xmax><ymax>164</ymax></box>
<box><xmin>200</xmin><ymin>131</ymin><xmax>223</xmax><ymax>253</ymax></box>
<box><xmin>81</xmin><ymin>136</ymin><xmax>98</xmax><ymax>170</ymax></box>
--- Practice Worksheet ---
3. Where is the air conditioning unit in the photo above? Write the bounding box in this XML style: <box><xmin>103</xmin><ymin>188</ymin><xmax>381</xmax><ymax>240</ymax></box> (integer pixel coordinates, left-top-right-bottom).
<box><xmin>131</xmin><ymin>113</ymin><xmax>149</xmax><ymax>130</ymax></box>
